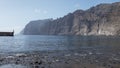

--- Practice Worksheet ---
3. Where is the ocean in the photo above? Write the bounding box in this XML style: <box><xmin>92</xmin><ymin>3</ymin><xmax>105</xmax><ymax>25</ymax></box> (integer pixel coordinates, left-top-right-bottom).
<box><xmin>0</xmin><ymin>35</ymin><xmax>120</xmax><ymax>53</ymax></box>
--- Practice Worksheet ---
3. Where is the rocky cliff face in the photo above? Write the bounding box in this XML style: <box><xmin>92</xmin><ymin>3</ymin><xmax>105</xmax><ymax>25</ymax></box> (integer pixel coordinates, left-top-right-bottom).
<box><xmin>23</xmin><ymin>19</ymin><xmax>53</xmax><ymax>35</ymax></box>
<box><xmin>23</xmin><ymin>2</ymin><xmax>120</xmax><ymax>36</ymax></box>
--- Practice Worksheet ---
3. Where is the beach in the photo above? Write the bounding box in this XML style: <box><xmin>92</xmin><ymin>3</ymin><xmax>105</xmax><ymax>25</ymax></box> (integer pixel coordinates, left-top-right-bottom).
<box><xmin>0</xmin><ymin>48</ymin><xmax>120</xmax><ymax>68</ymax></box>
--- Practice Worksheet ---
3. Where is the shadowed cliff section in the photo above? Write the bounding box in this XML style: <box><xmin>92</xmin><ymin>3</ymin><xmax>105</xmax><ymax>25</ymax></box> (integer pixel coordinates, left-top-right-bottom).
<box><xmin>22</xmin><ymin>2</ymin><xmax>120</xmax><ymax>36</ymax></box>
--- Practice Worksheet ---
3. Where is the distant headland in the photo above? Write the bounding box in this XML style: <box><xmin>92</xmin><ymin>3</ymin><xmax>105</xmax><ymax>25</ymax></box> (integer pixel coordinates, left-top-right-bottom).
<box><xmin>21</xmin><ymin>2</ymin><xmax>120</xmax><ymax>36</ymax></box>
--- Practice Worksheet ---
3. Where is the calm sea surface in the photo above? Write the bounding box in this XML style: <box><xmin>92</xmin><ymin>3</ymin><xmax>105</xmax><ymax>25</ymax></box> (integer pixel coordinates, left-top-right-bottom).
<box><xmin>0</xmin><ymin>35</ymin><xmax>120</xmax><ymax>53</ymax></box>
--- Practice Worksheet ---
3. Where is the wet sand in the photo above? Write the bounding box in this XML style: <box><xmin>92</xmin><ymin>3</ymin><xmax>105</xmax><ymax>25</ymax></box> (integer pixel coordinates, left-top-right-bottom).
<box><xmin>0</xmin><ymin>48</ymin><xmax>120</xmax><ymax>68</ymax></box>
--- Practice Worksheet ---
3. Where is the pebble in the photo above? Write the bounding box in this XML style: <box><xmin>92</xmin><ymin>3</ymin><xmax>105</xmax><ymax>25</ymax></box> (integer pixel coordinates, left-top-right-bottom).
<box><xmin>74</xmin><ymin>53</ymin><xmax>79</xmax><ymax>56</ymax></box>
<box><xmin>88</xmin><ymin>52</ymin><xmax>93</xmax><ymax>55</ymax></box>
<box><xmin>34</xmin><ymin>61</ymin><xmax>42</xmax><ymax>65</ymax></box>
<box><xmin>0</xmin><ymin>59</ymin><xmax>3</xmax><ymax>62</ymax></box>
<box><xmin>15</xmin><ymin>53</ymin><xmax>27</xmax><ymax>57</ymax></box>
<box><xmin>79</xmin><ymin>54</ymin><xmax>87</xmax><ymax>57</ymax></box>
<box><xmin>65</xmin><ymin>54</ymin><xmax>71</xmax><ymax>57</ymax></box>
<box><xmin>5</xmin><ymin>56</ymin><xmax>14</xmax><ymax>59</ymax></box>
<box><xmin>55</xmin><ymin>59</ymin><xmax>59</xmax><ymax>62</ymax></box>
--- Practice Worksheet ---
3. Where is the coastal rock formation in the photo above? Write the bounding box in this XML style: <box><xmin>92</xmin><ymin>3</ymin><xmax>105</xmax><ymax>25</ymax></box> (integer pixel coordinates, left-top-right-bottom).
<box><xmin>23</xmin><ymin>19</ymin><xmax>53</xmax><ymax>35</ymax></box>
<box><xmin>22</xmin><ymin>2</ymin><xmax>120</xmax><ymax>35</ymax></box>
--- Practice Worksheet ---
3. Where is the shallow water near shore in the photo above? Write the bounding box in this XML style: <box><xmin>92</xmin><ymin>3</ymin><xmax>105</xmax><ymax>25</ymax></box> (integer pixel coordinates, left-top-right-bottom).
<box><xmin>0</xmin><ymin>64</ymin><xmax>28</xmax><ymax>68</ymax></box>
<box><xmin>0</xmin><ymin>35</ymin><xmax>120</xmax><ymax>53</ymax></box>
<box><xmin>0</xmin><ymin>35</ymin><xmax>120</xmax><ymax>68</ymax></box>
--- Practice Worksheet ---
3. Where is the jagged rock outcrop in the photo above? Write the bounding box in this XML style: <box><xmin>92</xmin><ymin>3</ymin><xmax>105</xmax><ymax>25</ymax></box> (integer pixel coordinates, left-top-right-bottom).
<box><xmin>23</xmin><ymin>2</ymin><xmax>120</xmax><ymax>36</ymax></box>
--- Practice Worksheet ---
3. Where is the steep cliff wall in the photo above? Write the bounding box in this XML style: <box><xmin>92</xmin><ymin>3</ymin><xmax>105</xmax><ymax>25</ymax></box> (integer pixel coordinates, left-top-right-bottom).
<box><xmin>23</xmin><ymin>2</ymin><xmax>120</xmax><ymax>36</ymax></box>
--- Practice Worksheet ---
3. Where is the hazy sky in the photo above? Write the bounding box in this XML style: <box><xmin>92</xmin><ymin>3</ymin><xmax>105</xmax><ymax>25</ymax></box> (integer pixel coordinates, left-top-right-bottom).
<box><xmin>0</xmin><ymin>0</ymin><xmax>119</xmax><ymax>34</ymax></box>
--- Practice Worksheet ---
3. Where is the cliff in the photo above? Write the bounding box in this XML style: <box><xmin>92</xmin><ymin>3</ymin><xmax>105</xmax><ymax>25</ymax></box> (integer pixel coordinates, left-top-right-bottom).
<box><xmin>22</xmin><ymin>2</ymin><xmax>120</xmax><ymax>36</ymax></box>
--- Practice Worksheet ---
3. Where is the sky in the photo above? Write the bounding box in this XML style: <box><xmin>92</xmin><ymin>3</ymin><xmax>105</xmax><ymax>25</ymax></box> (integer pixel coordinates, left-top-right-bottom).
<box><xmin>0</xmin><ymin>0</ymin><xmax>119</xmax><ymax>34</ymax></box>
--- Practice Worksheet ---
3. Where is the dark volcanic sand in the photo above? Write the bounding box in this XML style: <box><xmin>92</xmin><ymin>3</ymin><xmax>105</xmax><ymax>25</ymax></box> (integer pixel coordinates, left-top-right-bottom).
<box><xmin>0</xmin><ymin>48</ymin><xmax>120</xmax><ymax>68</ymax></box>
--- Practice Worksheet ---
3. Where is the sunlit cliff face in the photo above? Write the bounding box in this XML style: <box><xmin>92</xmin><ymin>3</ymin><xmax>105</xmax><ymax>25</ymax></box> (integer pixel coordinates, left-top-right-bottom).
<box><xmin>22</xmin><ymin>2</ymin><xmax>120</xmax><ymax>36</ymax></box>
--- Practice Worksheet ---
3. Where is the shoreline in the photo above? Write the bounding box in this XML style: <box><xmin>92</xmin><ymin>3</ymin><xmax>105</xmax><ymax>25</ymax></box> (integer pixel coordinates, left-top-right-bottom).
<box><xmin>0</xmin><ymin>49</ymin><xmax>120</xmax><ymax>68</ymax></box>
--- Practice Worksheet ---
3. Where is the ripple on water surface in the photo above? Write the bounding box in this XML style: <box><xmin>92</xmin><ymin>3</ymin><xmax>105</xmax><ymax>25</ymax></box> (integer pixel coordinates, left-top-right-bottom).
<box><xmin>0</xmin><ymin>64</ymin><xmax>28</xmax><ymax>68</ymax></box>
